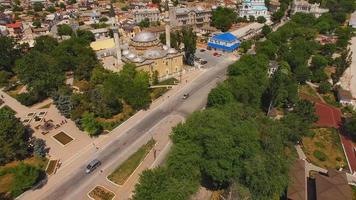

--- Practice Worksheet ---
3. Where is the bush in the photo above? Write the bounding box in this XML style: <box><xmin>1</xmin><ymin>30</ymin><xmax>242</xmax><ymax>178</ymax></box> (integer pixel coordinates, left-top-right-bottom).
<box><xmin>335</xmin><ymin>156</ymin><xmax>342</xmax><ymax>162</ymax></box>
<box><xmin>0</xmin><ymin>70</ymin><xmax>11</xmax><ymax>87</ymax></box>
<box><xmin>33</xmin><ymin>138</ymin><xmax>46</xmax><ymax>158</ymax></box>
<box><xmin>257</xmin><ymin>16</ymin><xmax>266</xmax><ymax>23</ymax></box>
<box><xmin>318</xmin><ymin>81</ymin><xmax>332</xmax><ymax>94</ymax></box>
<box><xmin>16</xmin><ymin>92</ymin><xmax>44</xmax><ymax>106</ymax></box>
<box><xmin>313</xmin><ymin>150</ymin><xmax>328</xmax><ymax>161</ymax></box>
<box><xmin>10</xmin><ymin>163</ymin><xmax>42</xmax><ymax>197</ymax></box>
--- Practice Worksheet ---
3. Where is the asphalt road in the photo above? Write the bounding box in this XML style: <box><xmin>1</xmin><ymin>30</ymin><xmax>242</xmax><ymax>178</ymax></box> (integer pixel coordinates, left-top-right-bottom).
<box><xmin>21</xmin><ymin>52</ymin><xmax>235</xmax><ymax>200</ymax></box>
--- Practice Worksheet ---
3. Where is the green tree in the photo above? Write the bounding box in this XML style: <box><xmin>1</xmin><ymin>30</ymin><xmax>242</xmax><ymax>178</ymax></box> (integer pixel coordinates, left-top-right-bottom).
<box><xmin>33</xmin><ymin>36</ymin><xmax>58</xmax><ymax>52</ymax></box>
<box><xmin>318</xmin><ymin>81</ymin><xmax>332</xmax><ymax>94</ymax></box>
<box><xmin>0</xmin><ymin>107</ymin><xmax>29</xmax><ymax>165</ymax></box>
<box><xmin>294</xmin><ymin>65</ymin><xmax>311</xmax><ymax>83</ymax></box>
<box><xmin>261</xmin><ymin>25</ymin><xmax>271</xmax><ymax>36</ymax></box>
<box><xmin>57</xmin><ymin>24</ymin><xmax>73</xmax><ymax>36</ymax></box>
<box><xmin>33</xmin><ymin>138</ymin><xmax>46</xmax><ymax>158</ymax></box>
<box><xmin>207</xmin><ymin>83</ymin><xmax>234</xmax><ymax>107</ymax></box>
<box><xmin>344</xmin><ymin>114</ymin><xmax>356</xmax><ymax>141</ymax></box>
<box><xmin>139</xmin><ymin>18</ymin><xmax>150</xmax><ymax>28</ymax></box>
<box><xmin>249</xmin><ymin>15</ymin><xmax>255</xmax><ymax>22</ymax></box>
<box><xmin>46</xmin><ymin>6</ymin><xmax>56</xmax><ymax>13</ymax></box>
<box><xmin>81</xmin><ymin>112</ymin><xmax>102</xmax><ymax>136</ymax></box>
<box><xmin>0</xmin><ymin>36</ymin><xmax>22</xmax><ymax>71</ymax></box>
<box><xmin>76</xmin><ymin>30</ymin><xmax>95</xmax><ymax>42</ymax></box>
<box><xmin>257</xmin><ymin>16</ymin><xmax>267</xmax><ymax>23</ymax></box>
<box><xmin>211</xmin><ymin>7</ymin><xmax>236</xmax><ymax>32</ymax></box>
<box><xmin>32</xmin><ymin>20</ymin><xmax>41</xmax><ymax>28</ymax></box>
<box><xmin>294</xmin><ymin>100</ymin><xmax>318</xmax><ymax>124</ymax></box>
<box><xmin>33</xmin><ymin>2</ymin><xmax>43</xmax><ymax>12</ymax></box>
<box><xmin>10</xmin><ymin>163</ymin><xmax>42</xmax><ymax>197</ymax></box>
<box><xmin>14</xmin><ymin>50</ymin><xmax>65</xmax><ymax>97</ymax></box>
<box><xmin>181</xmin><ymin>28</ymin><xmax>197</xmax><ymax>65</ymax></box>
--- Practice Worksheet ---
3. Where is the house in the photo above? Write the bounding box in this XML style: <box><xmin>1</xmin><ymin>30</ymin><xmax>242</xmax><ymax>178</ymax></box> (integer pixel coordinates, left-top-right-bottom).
<box><xmin>287</xmin><ymin>160</ymin><xmax>352</xmax><ymax>200</ymax></box>
<box><xmin>207</xmin><ymin>32</ymin><xmax>241</xmax><ymax>52</ymax></box>
<box><xmin>349</xmin><ymin>11</ymin><xmax>356</xmax><ymax>28</ymax></box>
<box><xmin>6</xmin><ymin>21</ymin><xmax>23</xmax><ymax>39</ymax></box>
<box><xmin>314</xmin><ymin>170</ymin><xmax>352</xmax><ymax>200</ymax></box>
<box><xmin>90</xmin><ymin>28</ymin><xmax>110</xmax><ymax>40</ymax></box>
<box><xmin>287</xmin><ymin>159</ymin><xmax>307</xmax><ymax>200</ymax></box>
<box><xmin>337</xmin><ymin>88</ymin><xmax>354</xmax><ymax>107</ymax></box>
<box><xmin>169</xmin><ymin>6</ymin><xmax>212</xmax><ymax>29</ymax></box>
<box><xmin>291</xmin><ymin>0</ymin><xmax>329</xmax><ymax>17</ymax></box>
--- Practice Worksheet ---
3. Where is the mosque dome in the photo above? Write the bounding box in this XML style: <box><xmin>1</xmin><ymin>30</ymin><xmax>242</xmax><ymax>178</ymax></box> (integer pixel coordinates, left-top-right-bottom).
<box><xmin>127</xmin><ymin>52</ymin><xmax>136</xmax><ymax>59</ymax></box>
<box><xmin>144</xmin><ymin>49</ymin><xmax>166</xmax><ymax>59</ymax></box>
<box><xmin>132</xmin><ymin>31</ymin><xmax>157</xmax><ymax>43</ymax></box>
<box><xmin>133</xmin><ymin>56</ymin><xmax>145</xmax><ymax>63</ymax></box>
<box><xmin>162</xmin><ymin>45</ymin><xmax>169</xmax><ymax>51</ymax></box>
<box><xmin>122</xmin><ymin>49</ymin><xmax>130</xmax><ymax>56</ymax></box>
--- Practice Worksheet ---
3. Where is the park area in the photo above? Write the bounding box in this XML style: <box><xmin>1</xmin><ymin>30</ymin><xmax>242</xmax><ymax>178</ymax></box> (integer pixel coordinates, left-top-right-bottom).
<box><xmin>88</xmin><ymin>186</ymin><xmax>115</xmax><ymax>200</ymax></box>
<box><xmin>108</xmin><ymin>139</ymin><xmax>156</xmax><ymax>185</ymax></box>
<box><xmin>302</xmin><ymin>128</ymin><xmax>347</xmax><ymax>170</ymax></box>
<box><xmin>0</xmin><ymin>157</ymin><xmax>47</xmax><ymax>198</ymax></box>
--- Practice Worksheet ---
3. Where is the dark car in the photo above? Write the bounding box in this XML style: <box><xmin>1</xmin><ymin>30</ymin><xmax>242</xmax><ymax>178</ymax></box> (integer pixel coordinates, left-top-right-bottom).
<box><xmin>200</xmin><ymin>60</ymin><xmax>207</xmax><ymax>65</ymax></box>
<box><xmin>85</xmin><ymin>159</ymin><xmax>101</xmax><ymax>174</ymax></box>
<box><xmin>182</xmin><ymin>93</ymin><xmax>190</xmax><ymax>99</ymax></box>
<box><xmin>200</xmin><ymin>49</ymin><xmax>206</xmax><ymax>52</ymax></box>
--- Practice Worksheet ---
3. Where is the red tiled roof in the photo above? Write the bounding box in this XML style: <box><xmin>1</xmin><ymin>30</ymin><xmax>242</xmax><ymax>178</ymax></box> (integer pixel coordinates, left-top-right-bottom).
<box><xmin>314</xmin><ymin>102</ymin><xmax>342</xmax><ymax>129</ymax></box>
<box><xmin>340</xmin><ymin>134</ymin><xmax>356</xmax><ymax>173</ymax></box>
<box><xmin>6</xmin><ymin>21</ymin><xmax>22</xmax><ymax>29</ymax></box>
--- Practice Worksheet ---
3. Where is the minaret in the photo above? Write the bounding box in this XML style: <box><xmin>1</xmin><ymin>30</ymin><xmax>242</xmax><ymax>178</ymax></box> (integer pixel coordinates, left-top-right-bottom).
<box><xmin>112</xmin><ymin>17</ymin><xmax>122</xmax><ymax>66</ymax></box>
<box><xmin>165</xmin><ymin>8</ymin><xmax>171</xmax><ymax>49</ymax></box>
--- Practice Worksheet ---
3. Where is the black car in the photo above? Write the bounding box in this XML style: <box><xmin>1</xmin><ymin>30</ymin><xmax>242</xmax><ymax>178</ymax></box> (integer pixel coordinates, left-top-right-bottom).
<box><xmin>200</xmin><ymin>49</ymin><xmax>206</xmax><ymax>52</ymax></box>
<box><xmin>182</xmin><ymin>93</ymin><xmax>190</xmax><ymax>99</ymax></box>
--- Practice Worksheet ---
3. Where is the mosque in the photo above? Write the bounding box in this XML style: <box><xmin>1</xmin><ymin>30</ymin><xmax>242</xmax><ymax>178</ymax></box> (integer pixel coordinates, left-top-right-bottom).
<box><xmin>90</xmin><ymin>11</ymin><xmax>184</xmax><ymax>80</ymax></box>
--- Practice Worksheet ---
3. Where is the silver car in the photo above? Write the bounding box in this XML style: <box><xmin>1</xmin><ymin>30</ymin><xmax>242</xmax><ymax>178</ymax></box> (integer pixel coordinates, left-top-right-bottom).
<box><xmin>85</xmin><ymin>159</ymin><xmax>101</xmax><ymax>174</ymax></box>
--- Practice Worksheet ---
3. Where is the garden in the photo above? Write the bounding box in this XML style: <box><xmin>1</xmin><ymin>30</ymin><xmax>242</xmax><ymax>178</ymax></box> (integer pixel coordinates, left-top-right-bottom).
<box><xmin>88</xmin><ymin>186</ymin><xmax>115</xmax><ymax>200</ymax></box>
<box><xmin>302</xmin><ymin>128</ymin><xmax>347</xmax><ymax>170</ymax></box>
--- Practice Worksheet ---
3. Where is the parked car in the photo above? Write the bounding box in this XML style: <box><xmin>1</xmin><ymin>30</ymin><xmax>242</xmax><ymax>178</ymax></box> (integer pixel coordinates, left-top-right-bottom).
<box><xmin>200</xmin><ymin>60</ymin><xmax>207</xmax><ymax>65</ymax></box>
<box><xmin>85</xmin><ymin>159</ymin><xmax>101</xmax><ymax>174</ymax></box>
<box><xmin>182</xmin><ymin>93</ymin><xmax>190</xmax><ymax>99</ymax></box>
<box><xmin>200</xmin><ymin>49</ymin><xmax>206</xmax><ymax>52</ymax></box>
<box><xmin>213</xmin><ymin>52</ymin><xmax>219</xmax><ymax>56</ymax></box>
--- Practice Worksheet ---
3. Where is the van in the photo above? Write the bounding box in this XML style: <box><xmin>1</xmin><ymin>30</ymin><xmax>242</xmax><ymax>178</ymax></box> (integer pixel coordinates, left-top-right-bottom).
<box><xmin>85</xmin><ymin>159</ymin><xmax>101</xmax><ymax>174</ymax></box>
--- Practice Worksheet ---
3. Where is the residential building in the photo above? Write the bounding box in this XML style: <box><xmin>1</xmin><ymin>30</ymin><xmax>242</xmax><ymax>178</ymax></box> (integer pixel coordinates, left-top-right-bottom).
<box><xmin>337</xmin><ymin>88</ymin><xmax>355</xmax><ymax>107</ymax></box>
<box><xmin>132</xmin><ymin>8</ymin><xmax>160</xmax><ymax>24</ymax></box>
<box><xmin>0</xmin><ymin>0</ymin><xmax>11</xmax><ymax>7</ymax></box>
<box><xmin>314</xmin><ymin>170</ymin><xmax>352</xmax><ymax>200</ymax></box>
<box><xmin>169</xmin><ymin>7</ymin><xmax>211</xmax><ymax>29</ymax></box>
<box><xmin>90</xmin><ymin>28</ymin><xmax>110</xmax><ymax>40</ymax></box>
<box><xmin>6</xmin><ymin>21</ymin><xmax>23</xmax><ymax>39</ymax></box>
<box><xmin>291</xmin><ymin>0</ymin><xmax>329</xmax><ymax>17</ymax></box>
<box><xmin>238</xmin><ymin>0</ymin><xmax>270</xmax><ymax>20</ymax></box>
<box><xmin>349</xmin><ymin>11</ymin><xmax>356</xmax><ymax>28</ymax></box>
<box><xmin>269</xmin><ymin>0</ymin><xmax>281</xmax><ymax>13</ymax></box>
<box><xmin>287</xmin><ymin>159</ymin><xmax>352</xmax><ymax>200</ymax></box>
<box><xmin>207</xmin><ymin>32</ymin><xmax>241</xmax><ymax>52</ymax></box>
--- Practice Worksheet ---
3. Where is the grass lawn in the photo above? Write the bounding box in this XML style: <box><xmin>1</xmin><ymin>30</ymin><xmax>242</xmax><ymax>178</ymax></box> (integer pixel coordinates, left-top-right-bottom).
<box><xmin>302</xmin><ymin>128</ymin><xmax>347</xmax><ymax>169</ymax></box>
<box><xmin>299</xmin><ymin>85</ymin><xmax>320</xmax><ymax>100</ymax></box>
<box><xmin>39</xmin><ymin>103</ymin><xmax>52</xmax><ymax>109</ymax></box>
<box><xmin>88</xmin><ymin>186</ymin><xmax>115</xmax><ymax>200</ymax></box>
<box><xmin>352</xmin><ymin>186</ymin><xmax>356</xmax><ymax>200</ymax></box>
<box><xmin>53</xmin><ymin>131</ymin><xmax>73</xmax><ymax>146</ymax></box>
<box><xmin>5</xmin><ymin>85</ymin><xmax>24</xmax><ymax>98</ymax></box>
<box><xmin>108</xmin><ymin>139</ymin><xmax>156</xmax><ymax>185</ymax></box>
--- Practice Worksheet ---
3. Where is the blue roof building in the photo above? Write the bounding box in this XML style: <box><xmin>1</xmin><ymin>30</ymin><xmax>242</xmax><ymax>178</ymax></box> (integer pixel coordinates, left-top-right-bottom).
<box><xmin>207</xmin><ymin>33</ymin><xmax>241</xmax><ymax>52</ymax></box>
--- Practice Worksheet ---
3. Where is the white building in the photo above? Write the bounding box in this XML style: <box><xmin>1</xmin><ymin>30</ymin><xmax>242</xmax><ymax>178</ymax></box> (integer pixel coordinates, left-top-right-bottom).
<box><xmin>169</xmin><ymin>7</ymin><xmax>211</xmax><ymax>29</ymax></box>
<box><xmin>239</xmin><ymin>0</ymin><xmax>270</xmax><ymax>20</ymax></box>
<box><xmin>132</xmin><ymin>8</ymin><xmax>160</xmax><ymax>24</ymax></box>
<box><xmin>349</xmin><ymin>11</ymin><xmax>356</xmax><ymax>28</ymax></box>
<box><xmin>291</xmin><ymin>0</ymin><xmax>329</xmax><ymax>17</ymax></box>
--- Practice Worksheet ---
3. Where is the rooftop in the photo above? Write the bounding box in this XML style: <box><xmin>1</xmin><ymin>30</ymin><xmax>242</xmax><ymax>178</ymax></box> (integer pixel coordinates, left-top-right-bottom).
<box><xmin>211</xmin><ymin>32</ymin><xmax>238</xmax><ymax>42</ymax></box>
<box><xmin>90</xmin><ymin>38</ymin><xmax>115</xmax><ymax>51</ymax></box>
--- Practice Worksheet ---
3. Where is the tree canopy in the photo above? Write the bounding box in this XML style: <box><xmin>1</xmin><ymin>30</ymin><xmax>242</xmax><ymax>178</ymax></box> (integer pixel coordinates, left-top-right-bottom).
<box><xmin>211</xmin><ymin>7</ymin><xmax>236</xmax><ymax>32</ymax></box>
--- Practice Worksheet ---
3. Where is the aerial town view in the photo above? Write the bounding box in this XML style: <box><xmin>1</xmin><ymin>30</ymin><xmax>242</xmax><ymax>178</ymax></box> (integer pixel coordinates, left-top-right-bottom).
<box><xmin>0</xmin><ymin>0</ymin><xmax>355</xmax><ymax>199</ymax></box>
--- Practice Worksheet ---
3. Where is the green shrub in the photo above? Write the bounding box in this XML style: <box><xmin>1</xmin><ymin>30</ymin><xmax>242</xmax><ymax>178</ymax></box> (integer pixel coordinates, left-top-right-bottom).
<box><xmin>313</xmin><ymin>150</ymin><xmax>328</xmax><ymax>161</ymax></box>
<box><xmin>10</xmin><ymin>163</ymin><xmax>42</xmax><ymax>197</ymax></box>
<box><xmin>314</xmin><ymin>141</ymin><xmax>325</xmax><ymax>149</ymax></box>
<box><xmin>336</xmin><ymin>156</ymin><xmax>342</xmax><ymax>162</ymax></box>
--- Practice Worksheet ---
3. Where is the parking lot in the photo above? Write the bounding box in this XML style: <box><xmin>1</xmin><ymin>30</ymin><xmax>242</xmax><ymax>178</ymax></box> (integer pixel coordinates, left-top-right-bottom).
<box><xmin>194</xmin><ymin>48</ymin><xmax>238</xmax><ymax>69</ymax></box>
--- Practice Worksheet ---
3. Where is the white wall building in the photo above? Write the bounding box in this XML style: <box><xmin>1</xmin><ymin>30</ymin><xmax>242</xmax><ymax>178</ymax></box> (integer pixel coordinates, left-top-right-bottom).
<box><xmin>132</xmin><ymin>8</ymin><xmax>160</xmax><ymax>24</ymax></box>
<box><xmin>239</xmin><ymin>0</ymin><xmax>270</xmax><ymax>20</ymax></box>
<box><xmin>291</xmin><ymin>0</ymin><xmax>329</xmax><ymax>17</ymax></box>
